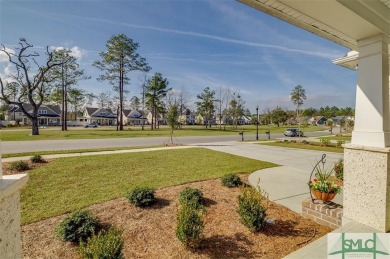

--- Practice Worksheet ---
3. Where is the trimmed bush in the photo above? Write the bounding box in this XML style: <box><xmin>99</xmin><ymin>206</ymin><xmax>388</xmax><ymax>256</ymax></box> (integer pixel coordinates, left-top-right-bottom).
<box><xmin>176</xmin><ymin>204</ymin><xmax>204</xmax><ymax>249</ymax></box>
<box><xmin>320</xmin><ymin>138</ymin><xmax>331</xmax><ymax>146</ymax></box>
<box><xmin>31</xmin><ymin>154</ymin><xmax>45</xmax><ymax>163</ymax></box>
<box><xmin>283</xmin><ymin>139</ymin><xmax>289</xmax><ymax>143</ymax></box>
<box><xmin>336</xmin><ymin>140</ymin><xmax>345</xmax><ymax>148</ymax></box>
<box><xmin>301</xmin><ymin>140</ymin><xmax>310</xmax><ymax>145</ymax></box>
<box><xmin>334</xmin><ymin>158</ymin><xmax>344</xmax><ymax>181</ymax></box>
<box><xmin>126</xmin><ymin>187</ymin><xmax>155</xmax><ymax>207</ymax></box>
<box><xmin>79</xmin><ymin>227</ymin><xmax>124</xmax><ymax>259</ymax></box>
<box><xmin>237</xmin><ymin>186</ymin><xmax>267</xmax><ymax>232</ymax></box>
<box><xmin>179</xmin><ymin>187</ymin><xmax>203</xmax><ymax>209</ymax></box>
<box><xmin>221</xmin><ymin>174</ymin><xmax>242</xmax><ymax>188</ymax></box>
<box><xmin>55</xmin><ymin>210</ymin><xmax>99</xmax><ymax>243</ymax></box>
<box><xmin>8</xmin><ymin>160</ymin><xmax>29</xmax><ymax>172</ymax></box>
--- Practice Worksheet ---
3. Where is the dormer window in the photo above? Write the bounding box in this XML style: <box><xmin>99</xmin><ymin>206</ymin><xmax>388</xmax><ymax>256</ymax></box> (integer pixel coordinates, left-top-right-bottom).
<box><xmin>39</xmin><ymin>110</ymin><xmax>47</xmax><ymax>114</ymax></box>
<box><xmin>100</xmin><ymin>112</ymin><xmax>106</xmax><ymax>116</ymax></box>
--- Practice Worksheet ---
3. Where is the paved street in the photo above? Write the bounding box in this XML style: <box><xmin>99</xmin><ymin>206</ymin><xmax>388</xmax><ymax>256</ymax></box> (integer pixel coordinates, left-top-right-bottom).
<box><xmin>1</xmin><ymin>130</ymin><xmax>329</xmax><ymax>154</ymax></box>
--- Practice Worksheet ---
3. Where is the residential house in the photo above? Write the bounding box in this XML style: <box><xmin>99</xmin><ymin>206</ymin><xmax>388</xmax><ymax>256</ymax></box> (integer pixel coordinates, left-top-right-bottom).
<box><xmin>178</xmin><ymin>110</ymin><xmax>196</xmax><ymax>125</ymax></box>
<box><xmin>123</xmin><ymin>109</ymin><xmax>147</xmax><ymax>126</ymax></box>
<box><xmin>146</xmin><ymin>112</ymin><xmax>167</xmax><ymax>126</ymax></box>
<box><xmin>83</xmin><ymin>107</ymin><xmax>117</xmax><ymax>126</ymax></box>
<box><xmin>309</xmin><ymin>116</ymin><xmax>327</xmax><ymax>126</ymax></box>
<box><xmin>6</xmin><ymin>103</ymin><xmax>61</xmax><ymax>126</ymax></box>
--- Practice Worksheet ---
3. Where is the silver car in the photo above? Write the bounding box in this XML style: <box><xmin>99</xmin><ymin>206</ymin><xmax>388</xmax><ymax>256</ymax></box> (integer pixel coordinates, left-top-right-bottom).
<box><xmin>284</xmin><ymin>128</ymin><xmax>304</xmax><ymax>137</ymax></box>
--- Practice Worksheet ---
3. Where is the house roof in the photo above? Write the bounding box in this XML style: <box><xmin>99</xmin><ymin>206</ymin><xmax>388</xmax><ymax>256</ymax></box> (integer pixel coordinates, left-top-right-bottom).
<box><xmin>239</xmin><ymin>0</ymin><xmax>390</xmax><ymax>51</ymax></box>
<box><xmin>8</xmin><ymin>103</ymin><xmax>61</xmax><ymax>117</ymax></box>
<box><xmin>85</xmin><ymin>107</ymin><xmax>117</xmax><ymax>118</ymax></box>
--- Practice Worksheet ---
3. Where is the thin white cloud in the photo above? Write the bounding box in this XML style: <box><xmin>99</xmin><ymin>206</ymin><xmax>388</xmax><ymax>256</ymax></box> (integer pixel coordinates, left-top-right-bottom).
<box><xmin>76</xmin><ymin>16</ymin><xmax>337</xmax><ymax>59</ymax></box>
<box><xmin>51</xmin><ymin>46</ymin><xmax>87</xmax><ymax>59</ymax></box>
<box><xmin>0</xmin><ymin>47</ymin><xmax>14</xmax><ymax>62</ymax></box>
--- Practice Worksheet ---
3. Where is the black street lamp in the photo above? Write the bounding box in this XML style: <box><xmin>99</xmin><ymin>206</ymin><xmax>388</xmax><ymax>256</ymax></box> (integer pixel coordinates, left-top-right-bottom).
<box><xmin>256</xmin><ymin>105</ymin><xmax>259</xmax><ymax>140</ymax></box>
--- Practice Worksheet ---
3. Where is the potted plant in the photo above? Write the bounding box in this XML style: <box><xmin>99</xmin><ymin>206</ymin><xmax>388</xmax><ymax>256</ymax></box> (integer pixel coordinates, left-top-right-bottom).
<box><xmin>308</xmin><ymin>178</ymin><xmax>341</xmax><ymax>201</ymax></box>
<box><xmin>308</xmin><ymin>159</ymin><xmax>342</xmax><ymax>202</ymax></box>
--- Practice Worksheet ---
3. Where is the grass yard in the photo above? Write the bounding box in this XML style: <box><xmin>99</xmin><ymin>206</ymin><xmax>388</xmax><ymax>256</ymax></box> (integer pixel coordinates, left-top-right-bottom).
<box><xmin>2</xmin><ymin>145</ymin><xmax>162</xmax><ymax>158</ymax></box>
<box><xmin>260</xmin><ymin>141</ymin><xmax>344</xmax><ymax>153</ymax></box>
<box><xmin>1</xmin><ymin>125</ymin><xmax>327</xmax><ymax>141</ymax></box>
<box><xmin>20</xmin><ymin>148</ymin><xmax>277</xmax><ymax>224</ymax></box>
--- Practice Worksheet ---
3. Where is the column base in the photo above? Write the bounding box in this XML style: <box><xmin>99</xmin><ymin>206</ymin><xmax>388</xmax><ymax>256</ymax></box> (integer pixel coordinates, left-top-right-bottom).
<box><xmin>343</xmin><ymin>144</ymin><xmax>390</xmax><ymax>232</ymax></box>
<box><xmin>0</xmin><ymin>174</ymin><xmax>28</xmax><ymax>259</ymax></box>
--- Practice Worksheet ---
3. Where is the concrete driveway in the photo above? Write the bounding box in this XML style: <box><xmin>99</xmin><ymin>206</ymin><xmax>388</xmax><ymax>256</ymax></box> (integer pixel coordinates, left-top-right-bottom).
<box><xmin>195</xmin><ymin>141</ymin><xmax>343</xmax><ymax>213</ymax></box>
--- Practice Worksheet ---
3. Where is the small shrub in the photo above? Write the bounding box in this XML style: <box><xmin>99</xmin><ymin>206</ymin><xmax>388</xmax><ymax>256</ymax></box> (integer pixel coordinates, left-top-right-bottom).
<box><xmin>179</xmin><ymin>187</ymin><xmax>203</xmax><ymax>209</ymax></box>
<box><xmin>176</xmin><ymin>204</ymin><xmax>204</xmax><ymax>249</ymax></box>
<box><xmin>320</xmin><ymin>138</ymin><xmax>331</xmax><ymax>146</ymax></box>
<box><xmin>6</xmin><ymin>123</ymin><xmax>12</xmax><ymax>128</ymax></box>
<box><xmin>334</xmin><ymin>158</ymin><xmax>344</xmax><ymax>181</ymax></box>
<box><xmin>79</xmin><ymin>227</ymin><xmax>124</xmax><ymax>259</ymax></box>
<box><xmin>283</xmin><ymin>139</ymin><xmax>289</xmax><ymax>143</ymax></box>
<box><xmin>301</xmin><ymin>140</ymin><xmax>310</xmax><ymax>145</ymax></box>
<box><xmin>221</xmin><ymin>174</ymin><xmax>242</xmax><ymax>187</ymax></box>
<box><xmin>31</xmin><ymin>154</ymin><xmax>45</xmax><ymax>163</ymax></box>
<box><xmin>126</xmin><ymin>187</ymin><xmax>155</xmax><ymax>207</ymax></box>
<box><xmin>237</xmin><ymin>186</ymin><xmax>267</xmax><ymax>232</ymax></box>
<box><xmin>8</xmin><ymin>160</ymin><xmax>29</xmax><ymax>172</ymax></box>
<box><xmin>55</xmin><ymin>210</ymin><xmax>99</xmax><ymax>243</ymax></box>
<box><xmin>290</xmin><ymin>140</ymin><xmax>297</xmax><ymax>143</ymax></box>
<box><xmin>336</xmin><ymin>140</ymin><xmax>345</xmax><ymax>148</ymax></box>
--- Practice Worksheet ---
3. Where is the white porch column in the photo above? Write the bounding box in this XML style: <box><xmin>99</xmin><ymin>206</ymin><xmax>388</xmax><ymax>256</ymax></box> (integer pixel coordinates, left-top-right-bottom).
<box><xmin>343</xmin><ymin>34</ymin><xmax>390</xmax><ymax>231</ymax></box>
<box><xmin>0</xmin><ymin>141</ymin><xmax>28</xmax><ymax>258</ymax></box>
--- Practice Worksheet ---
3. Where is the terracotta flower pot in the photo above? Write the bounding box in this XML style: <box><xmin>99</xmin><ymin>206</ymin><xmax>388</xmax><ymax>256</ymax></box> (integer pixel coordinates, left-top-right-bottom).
<box><xmin>311</xmin><ymin>189</ymin><xmax>336</xmax><ymax>202</ymax></box>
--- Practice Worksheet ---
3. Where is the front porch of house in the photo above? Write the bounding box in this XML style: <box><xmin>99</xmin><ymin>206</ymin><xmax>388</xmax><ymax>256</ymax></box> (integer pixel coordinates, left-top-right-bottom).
<box><xmin>239</xmin><ymin>0</ymin><xmax>390</xmax><ymax>257</ymax></box>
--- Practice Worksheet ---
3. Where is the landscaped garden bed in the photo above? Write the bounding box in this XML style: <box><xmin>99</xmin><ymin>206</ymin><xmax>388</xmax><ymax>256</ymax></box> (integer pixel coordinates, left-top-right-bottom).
<box><xmin>21</xmin><ymin>176</ymin><xmax>332</xmax><ymax>258</ymax></box>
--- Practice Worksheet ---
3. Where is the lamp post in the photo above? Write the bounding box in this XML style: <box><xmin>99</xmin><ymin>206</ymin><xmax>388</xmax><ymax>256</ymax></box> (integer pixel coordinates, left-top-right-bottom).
<box><xmin>256</xmin><ymin>105</ymin><xmax>259</xmax><ymax>140</ymax></box>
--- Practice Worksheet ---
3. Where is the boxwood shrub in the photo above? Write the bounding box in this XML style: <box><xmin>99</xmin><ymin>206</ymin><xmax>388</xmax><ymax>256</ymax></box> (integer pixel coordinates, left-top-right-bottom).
<box><xmin>221</xmin><ymin>174</ymin><xmax>242</xmax><ymax>188</ymax></box>
<box><xmin>55</xmin><ymin>210</ymin><xmax>99</xmax><ymax>243</ymax></box>
<box><xmin>179</xmin><ymin>187</ymin><xmax>203</xmax><ymax>209</ymax></box>
<box><xmin>126</xmin><ymin>187</ymin><xmax>156</xmax><ymax>207</ymax></box>
<box><xmin>237</xmin><ymin>187</ymin><xmax>267</xmax><ymax>232</ymax></box>
<box><xmin>79</xmin><ymin>227</ymin><xmax>124</xmax><ymax>259</ymax></box>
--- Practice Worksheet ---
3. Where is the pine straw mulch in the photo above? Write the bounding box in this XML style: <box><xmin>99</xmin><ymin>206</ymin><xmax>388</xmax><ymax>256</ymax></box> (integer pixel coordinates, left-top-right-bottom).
<box><xmin>21</xmin><ymin>176</ymin><xmax>331</xmax><ymax>259</ymax></box>
<box><xmin>2</xmin><ymin>160</ymin><xmax>49</xmax><ymax>175</ymax></box>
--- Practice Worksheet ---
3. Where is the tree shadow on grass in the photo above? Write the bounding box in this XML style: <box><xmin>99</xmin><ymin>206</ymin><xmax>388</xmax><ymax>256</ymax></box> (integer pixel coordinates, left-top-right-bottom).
<box><xmin>198</xmin><ymin>233</ymin><xmax>256</xmax><ymax>259</ymax></box>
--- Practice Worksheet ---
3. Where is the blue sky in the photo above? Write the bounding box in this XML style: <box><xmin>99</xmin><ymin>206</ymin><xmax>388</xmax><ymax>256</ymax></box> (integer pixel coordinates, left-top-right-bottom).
<box><xmin>0</xmin><ymin>0</ymin><xmax>357</xmax><ymax>113</ymax></box>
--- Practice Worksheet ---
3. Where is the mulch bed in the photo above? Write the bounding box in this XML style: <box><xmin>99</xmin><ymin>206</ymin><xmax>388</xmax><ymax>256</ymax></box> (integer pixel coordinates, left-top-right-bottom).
<box><xmin>2</xmin><ymin>160</ymin><xmax>48</xmax><ymax>175</ymax></box>
<box><xmin>21</xmin><ymin>176</ymin><xmax>331</xmax><ymax>259</ymax></box>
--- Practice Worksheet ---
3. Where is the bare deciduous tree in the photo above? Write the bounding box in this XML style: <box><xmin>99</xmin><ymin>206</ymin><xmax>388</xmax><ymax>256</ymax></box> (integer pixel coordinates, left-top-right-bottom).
<box><xmin>0</xmin><ymin>38</ymin><xmax>63</xmax><ymax>135</ymax></box>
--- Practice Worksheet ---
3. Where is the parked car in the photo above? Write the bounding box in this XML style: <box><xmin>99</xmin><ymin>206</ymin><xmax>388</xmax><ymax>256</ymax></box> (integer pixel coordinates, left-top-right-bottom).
<box><xmin>284</xmin><ymin>128</ymin><xmax>304</xmax><ymax>137</ymax></box>
<box><xmin>84</xmin><ymin>123</ymin><xmax>98</xmax><ymax>128</ymax></box>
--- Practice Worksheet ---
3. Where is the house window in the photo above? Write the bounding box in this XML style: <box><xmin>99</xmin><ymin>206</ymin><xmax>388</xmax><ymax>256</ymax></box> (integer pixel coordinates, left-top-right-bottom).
<box><xmin>39</xmin><ymin>110</ymin><xmax>47</xmax><ymax>114</ymax></box>
<box><xmin>100</xmin><ymin>112</ymin><xmax>106</xmax><ymax>116</ymax></box>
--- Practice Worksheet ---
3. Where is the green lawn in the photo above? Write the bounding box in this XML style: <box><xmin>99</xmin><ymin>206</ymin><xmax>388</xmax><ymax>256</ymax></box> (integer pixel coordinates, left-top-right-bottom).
<box><xmin>1</xmin><ymin>125</ymin><xmax>327</xmax><ymax>141</ymax></box>
<box><xmin>260</xmin><ymin>141</ymin><xmax>344</xmax><ymax>153</ymax></box>
<box><xmin>2</xmin><ymin>145</ymin><xmax>162</xmax><ymax>158</ymax></box>
<box><xmin>21</xmin><ymin>148</ymin><xmax>277</xmax><ymax>224</ymax></box>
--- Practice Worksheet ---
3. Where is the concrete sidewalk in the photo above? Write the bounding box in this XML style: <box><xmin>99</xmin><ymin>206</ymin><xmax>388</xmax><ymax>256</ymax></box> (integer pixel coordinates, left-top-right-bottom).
<box><xmin>1</xmin><ymin>145</ymin><xmax>194</xmax><ymax>162</ymax></box>
<box><xmin>195</xmin><ymin>141</ymin><xmax>343</xmax><ymax>213</ymax></box>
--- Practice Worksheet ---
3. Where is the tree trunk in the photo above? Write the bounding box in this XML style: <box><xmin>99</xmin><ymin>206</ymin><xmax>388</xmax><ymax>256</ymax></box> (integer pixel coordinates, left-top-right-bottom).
<box><xmin>31</xmin><ymin>117</ymin><xmax>39</xmax><ymax>135</ymax></box>
<box><xmin>64</xmin><ymin>84</ymin><xmax>68</xmax><ymax>131</ymax></box>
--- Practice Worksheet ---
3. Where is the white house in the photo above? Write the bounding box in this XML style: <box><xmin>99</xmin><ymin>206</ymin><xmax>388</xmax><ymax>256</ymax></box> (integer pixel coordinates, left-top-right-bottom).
<box><xmin>83</xmin><ymin>107</ymin><xmax>117</xmax><ymax>126</ymax></box>
<box><xmin>6</xmin><ymin>103</ymin><xmax>61</xmax><ymax>126</ymax></box>
<box><xmin>122</xmin><ymin>109</ymin><xmax>147</xmax><ymax>126</ymax></box>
